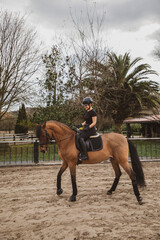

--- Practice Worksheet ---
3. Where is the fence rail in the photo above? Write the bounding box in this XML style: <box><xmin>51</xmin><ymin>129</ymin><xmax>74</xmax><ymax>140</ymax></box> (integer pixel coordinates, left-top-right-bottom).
<box><xmin>0</xmin><ymin>133</ymin><xmax>35</xmax><ymax>141</ymax></box>
<box><xmin>0</xmin><ymin>138</ymin><xmax>160</xmax><ymax>166</ymax></box>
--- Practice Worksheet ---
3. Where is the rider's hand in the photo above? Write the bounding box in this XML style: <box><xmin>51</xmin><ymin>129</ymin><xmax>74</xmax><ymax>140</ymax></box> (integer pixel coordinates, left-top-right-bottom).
<box><xmin>76</xmin><ymin>124</ymin><xmax>82</xmax><ymax>129</ymax></box>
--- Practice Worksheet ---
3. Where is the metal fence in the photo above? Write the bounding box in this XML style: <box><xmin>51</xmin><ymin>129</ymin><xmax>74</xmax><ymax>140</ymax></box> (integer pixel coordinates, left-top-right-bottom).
<box><xmin>0</xmin><ymin>137</ymin><xmax>160</xmax><ymax>166</ymax></box>
<box><xmin>129</xmin><ymin>138</ymin><xmax>160</xmax><ymax>161</ymax></box>
<box><xmin>0</xmin><ymin>140</ymin><xmax>61</xmax><ymax>166</ymax></box>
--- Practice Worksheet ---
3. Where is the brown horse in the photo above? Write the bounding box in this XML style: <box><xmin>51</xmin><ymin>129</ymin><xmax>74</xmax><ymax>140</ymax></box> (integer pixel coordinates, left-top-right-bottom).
<box><xmin>36</xmin><ymin>120</ymin><xmax>145</xmax><ymax>205</ymax></box>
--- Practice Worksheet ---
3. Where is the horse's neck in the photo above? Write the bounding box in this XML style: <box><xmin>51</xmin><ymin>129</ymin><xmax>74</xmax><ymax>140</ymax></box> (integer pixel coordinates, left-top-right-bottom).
<box><xmin>47</xmin><ymin>121</ymin><xmax>73</xmax><ymax>141</ymax></box>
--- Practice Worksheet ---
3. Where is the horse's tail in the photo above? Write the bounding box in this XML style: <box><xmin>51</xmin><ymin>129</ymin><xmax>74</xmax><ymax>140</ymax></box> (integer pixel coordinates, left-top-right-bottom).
<box><xmin>128</xmin><ymin>139</ymin><xmax>146</xmax><ymax>187</ymax></box>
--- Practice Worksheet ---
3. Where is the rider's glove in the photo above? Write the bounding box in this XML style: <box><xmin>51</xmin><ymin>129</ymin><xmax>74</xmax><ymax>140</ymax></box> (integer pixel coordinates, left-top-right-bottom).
<box><xmin>76</xmin><ymin>124</ymin><xmax>82</xmax><ymax>129</ymax></box>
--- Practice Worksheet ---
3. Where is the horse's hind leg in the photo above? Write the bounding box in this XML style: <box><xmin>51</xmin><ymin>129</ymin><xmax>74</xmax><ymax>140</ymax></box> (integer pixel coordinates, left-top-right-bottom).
<box><xmin>107</xmin><ymin>158</ymin><xmax>122</xmax><ymax>195</ymax></box>
<box><xmin>120</xmin><ymin>162</ymin><xmax>143</xmax><ymax>205</ymax></box>
<box><xmin>57</xmin><ymin>161</ymin><xmax>68</xmax><ymax>195</ymax></box>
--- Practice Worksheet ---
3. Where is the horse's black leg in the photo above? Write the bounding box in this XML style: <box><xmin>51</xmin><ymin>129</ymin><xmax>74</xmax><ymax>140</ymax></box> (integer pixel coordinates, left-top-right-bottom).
<box><xmin>57</xmin><ymin>161</ymin><xmax>68</xmax><ymax>195</ymax></box>
<box><xmin>107</xmin><ymin>159</ymin><xmax>122</xmax><ymax>195</ymax></box>
<box><xmin>126</xmin><ymin>167</ymin><xmax>143</xmax><ymax>205</ymax></box>
<box><xmin>69</xmin><ymin>163</ymin><xmax>77</xmax><ymax>202</ymax></box>
<box><xmin>107</xmin><ymin>177</ymin><xmax>121</xmax><ymax>195</ymax></box>
<box><xmin>132</xmin><ymin>179</ymin><xmax>143</xmax><ymax>205</ymax></box>
<box><xmin>121</xmin><ymin>162</ymin><xmax>143</xmax><ymax>205</ymax></box>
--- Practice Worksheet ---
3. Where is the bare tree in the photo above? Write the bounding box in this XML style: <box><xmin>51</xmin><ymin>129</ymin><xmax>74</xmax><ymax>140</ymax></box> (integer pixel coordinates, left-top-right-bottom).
<box><xmin>152</xmin><ymin>31</ymin><xmax>160</xmax><ymax>62</ymax></box>
<box><xmin>0</xmin><ymin>10</ymin><xmax>41</xmax><ymax>119</ymax></box>
<box><xmin>68</xmin><ymin>3</ymin><xmax>111</xmax><ymax>129</ymax></box>
<box><xmin>154</xmin><ymin>47</ymin><xmax>160</xmax><ymax>59</ymax></box>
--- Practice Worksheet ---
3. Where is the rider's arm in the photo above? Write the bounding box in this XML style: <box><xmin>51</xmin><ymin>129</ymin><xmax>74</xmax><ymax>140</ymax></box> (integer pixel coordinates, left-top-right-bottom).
<box><xmin>89</xmin><ymin>116</ymin><xmax>97</xmax><ymax>128</ymax></box>
<box><xmin>82</xmin><ymin>121</ymin><xmax>86</xmax><ymax>126</ymax></box>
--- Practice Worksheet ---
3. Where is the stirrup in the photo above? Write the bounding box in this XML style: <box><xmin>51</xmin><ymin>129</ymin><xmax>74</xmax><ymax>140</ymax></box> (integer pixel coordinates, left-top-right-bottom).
<box><xmin>80</xmin><ymin>153</ymin><xmax>88</xmax><ymax>160</ymax></box>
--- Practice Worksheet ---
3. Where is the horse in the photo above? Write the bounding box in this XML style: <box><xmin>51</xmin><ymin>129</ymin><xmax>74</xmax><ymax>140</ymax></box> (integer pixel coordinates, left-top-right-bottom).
<box><xmin>36</xmin><ymin>120</ymin><xmax>145</xmax><ymax>205</ymax></box>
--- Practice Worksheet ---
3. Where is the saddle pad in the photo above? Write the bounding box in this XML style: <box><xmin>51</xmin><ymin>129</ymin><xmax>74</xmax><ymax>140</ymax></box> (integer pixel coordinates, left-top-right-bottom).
<box><xmin>75</xmin><ymin>135</ymin><xmax>103</xmax><ymax>152</ymax></box>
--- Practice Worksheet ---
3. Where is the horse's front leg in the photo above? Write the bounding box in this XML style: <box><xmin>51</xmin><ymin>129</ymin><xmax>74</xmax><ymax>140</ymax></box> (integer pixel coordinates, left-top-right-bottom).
<box><xmin>57</xmin><ymin>161</ymin><xmax>68</xmax><ymax>195</ymax></box>
<box><xmin>68</xmin><ymin>162</ymin><xmax>77</xmax><ymax>202</ymax></box>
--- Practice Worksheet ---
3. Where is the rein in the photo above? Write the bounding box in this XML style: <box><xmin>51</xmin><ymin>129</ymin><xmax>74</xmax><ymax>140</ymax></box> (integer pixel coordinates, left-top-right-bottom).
<box><xmin>40</xmin><ymin>127</ymin><xmax>74</xmax><ymax>146</ymax></box>
<box><xmin>55</xmin><ymin>135</ymin><xmax>73</xmax><ymax>143</ymax></box>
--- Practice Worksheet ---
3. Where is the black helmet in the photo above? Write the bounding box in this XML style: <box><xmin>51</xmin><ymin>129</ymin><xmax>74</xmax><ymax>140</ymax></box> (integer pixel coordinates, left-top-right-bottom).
<box><xmin>82</xmin><ymin>97</ymin><xmax>93</xmax><ymax>105</ymax></box>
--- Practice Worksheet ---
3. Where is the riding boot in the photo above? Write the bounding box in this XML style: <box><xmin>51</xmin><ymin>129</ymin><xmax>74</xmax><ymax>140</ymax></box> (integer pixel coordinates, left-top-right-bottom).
<box><xmin>79</xmin><ymin>138</ymin><xmax>88</xmax><ymax>160</ymax></box>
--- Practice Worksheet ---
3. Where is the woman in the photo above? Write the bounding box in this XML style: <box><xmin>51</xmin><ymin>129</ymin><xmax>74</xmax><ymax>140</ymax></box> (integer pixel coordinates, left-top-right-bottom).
<box><xmin>77</xmin><ymin>97</ymin><xmax>97</xmax><ymax>160</ymax></box>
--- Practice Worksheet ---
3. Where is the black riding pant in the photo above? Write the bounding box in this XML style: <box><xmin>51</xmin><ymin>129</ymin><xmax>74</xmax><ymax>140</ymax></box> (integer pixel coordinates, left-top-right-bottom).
<box><xmin>79</xmin><ymin>127</ymin><xmax>96</xmax><ymax>140</ymax></box>
<box><xmin>78</xmin><ymin>127</ymin><xmax>96</xmax><ymax>154</ymax></box>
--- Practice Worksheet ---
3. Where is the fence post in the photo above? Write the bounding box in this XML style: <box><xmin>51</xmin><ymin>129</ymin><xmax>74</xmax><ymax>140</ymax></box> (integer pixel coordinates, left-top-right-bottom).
<box><xmin>13</xmin><ymin>135</ymin><xmax>15</xmax><ymax>145</ymax></box>
<box><xmin>34</xmin><ymin>140</ymin><xmax>39</xmax><ymax>163</ymax></box>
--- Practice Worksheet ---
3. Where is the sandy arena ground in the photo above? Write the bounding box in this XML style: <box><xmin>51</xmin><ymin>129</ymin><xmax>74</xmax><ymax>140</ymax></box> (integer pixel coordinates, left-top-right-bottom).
<box><xmin>0</xmin><ymin>162</ymin><xmax>160</xmax><ymax>240</ymax></box>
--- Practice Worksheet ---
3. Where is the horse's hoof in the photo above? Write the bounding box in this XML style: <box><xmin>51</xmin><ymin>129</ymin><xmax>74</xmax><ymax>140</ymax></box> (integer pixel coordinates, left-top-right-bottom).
<box><xmin>57</xmin><ymin>188</ymin><xmax>63</xmax><ymax>195</ymax></box>
<box><xmin>69</xmin><ymin>195</ymin><xmax>76</xmax><ymax>202</ymax></box>
<box><xmin>137</xmin><ymin>196</ymin><xmax>143</xmax><ymax>205</ymax></box>
<box><xmin>107</xmin><ymin>190</ymin><xmax>112</xmax><ymax>195</ymax></box>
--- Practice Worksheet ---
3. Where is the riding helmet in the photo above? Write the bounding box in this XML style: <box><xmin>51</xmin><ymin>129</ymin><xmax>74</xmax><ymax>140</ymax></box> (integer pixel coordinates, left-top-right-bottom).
<box><xmin>82</xmin><ymin>97</ymin><xmax>94</xmax><ymax>105</ymax></box>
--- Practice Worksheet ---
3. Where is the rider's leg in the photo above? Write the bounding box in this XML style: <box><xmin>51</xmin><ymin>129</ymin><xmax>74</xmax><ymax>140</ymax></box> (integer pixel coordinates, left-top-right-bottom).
<box><xmin>79</xmin><ymin>137</ymin><xmax>88</xmax><ymax>160</ymax></box>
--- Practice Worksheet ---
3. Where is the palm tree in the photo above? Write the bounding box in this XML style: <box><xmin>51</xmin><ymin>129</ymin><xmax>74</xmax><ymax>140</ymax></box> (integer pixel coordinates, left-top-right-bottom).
<box><xmin>84</xmin><ymin>52</ymin><xmax>160</xmax><ymax>132</ymax></box>
<box><xmin>106</xmin><ymin>52</ymin><xmax>160</xmax><ymax>132</ymax></box>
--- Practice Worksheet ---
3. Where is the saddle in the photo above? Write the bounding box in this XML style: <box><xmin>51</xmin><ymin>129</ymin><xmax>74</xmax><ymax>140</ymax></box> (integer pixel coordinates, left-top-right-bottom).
<box><xmin>75</xmin><ymin>133</ymin><xmax>103</xmax><ymax>152</ymax></box>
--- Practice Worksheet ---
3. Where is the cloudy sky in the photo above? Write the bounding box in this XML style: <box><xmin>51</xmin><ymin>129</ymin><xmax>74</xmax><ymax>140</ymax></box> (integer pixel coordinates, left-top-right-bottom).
<box><xmin>1</xmin><ymin>0</ymin><xmax>160</xmax><ymax>82</ymax></box>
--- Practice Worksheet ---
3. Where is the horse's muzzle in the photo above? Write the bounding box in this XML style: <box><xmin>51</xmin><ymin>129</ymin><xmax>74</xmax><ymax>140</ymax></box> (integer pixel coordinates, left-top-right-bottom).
<box><xmin>40</xmin><ymin>146</ymin><xmax>47</xmax><ymax>153</ymax></box>
<box><xmin>41</xmin><ymin>149</ymin><xmax>46</xmax><ymax>153</ymax></box>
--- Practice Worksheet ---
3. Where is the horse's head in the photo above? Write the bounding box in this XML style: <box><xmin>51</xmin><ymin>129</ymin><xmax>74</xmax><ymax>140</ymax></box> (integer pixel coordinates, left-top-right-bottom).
<box><xmin>36</xmin><ymin>122</ymin><xmax>50</xmax><ymax>153</ymax></box>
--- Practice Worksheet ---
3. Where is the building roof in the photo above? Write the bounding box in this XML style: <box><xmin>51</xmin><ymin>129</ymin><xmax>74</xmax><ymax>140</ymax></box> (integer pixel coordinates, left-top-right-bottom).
<box><xmin>124</xmin><ymin>115</ymin><xmax>160</xmax><ymax>124</ymax></box>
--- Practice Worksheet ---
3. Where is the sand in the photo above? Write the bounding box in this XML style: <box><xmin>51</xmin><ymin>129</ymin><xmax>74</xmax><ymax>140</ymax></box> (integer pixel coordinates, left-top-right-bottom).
<box><xmin>0</xmin><ymin>162</ymin><xmax>160</xmax><ymax>240</ymax></box>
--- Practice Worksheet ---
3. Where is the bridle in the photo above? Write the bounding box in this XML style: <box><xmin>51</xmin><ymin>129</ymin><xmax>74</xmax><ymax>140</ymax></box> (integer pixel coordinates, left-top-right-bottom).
<box><xmin>39</xmin><ymin>128</ymin><xmax>50</xmax><ymax>147</ymax></box>
<box><xmin>39</xmin><ymin>127</ymin><xmax>73</xmax><ymax>146</ymax></box>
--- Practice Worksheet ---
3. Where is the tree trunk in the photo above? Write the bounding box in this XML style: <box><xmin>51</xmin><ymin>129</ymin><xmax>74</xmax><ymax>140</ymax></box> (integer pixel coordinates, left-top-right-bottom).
<box><xmin>114</xmin><ymin>122</ymin><xmax>123</xmax><ymax>134</ymax></box>
<box><xmin>97</xmin><ymin>114</ymin><xmax>105</xmax><ymax>131</ymax></box>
